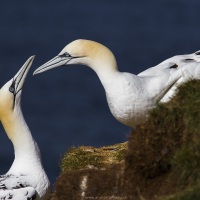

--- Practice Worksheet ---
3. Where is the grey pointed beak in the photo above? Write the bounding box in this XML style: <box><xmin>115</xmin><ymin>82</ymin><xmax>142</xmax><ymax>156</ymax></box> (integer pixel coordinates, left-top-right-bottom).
<box><xmin>33</xmin><ymin>55</ymin><xmax>71</xmax><ymax>75</ymax></box>
<box><xmin>13</xmin><ymin>56</ymin><xmax>35</xmax><ymax>93</ymax></box>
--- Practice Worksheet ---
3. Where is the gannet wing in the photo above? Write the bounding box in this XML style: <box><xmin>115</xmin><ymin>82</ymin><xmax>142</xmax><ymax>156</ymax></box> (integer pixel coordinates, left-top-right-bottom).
<box><xmin>0</xmin><ymin>174</ymin><xmax>37</xmax><ymax>200</ymax></box>
<box><xmin>154</xmin><ymin>75</ymin><xmax>182</xmax><ymax>103</ymax></box>
<box><xmin>137</xmin><ymin>62</ymin><xmax>175</xmax><ymax>77</ymax></box>
<box><xmin>160</xmin><ymin>61</ymin><xmax>200</xmax><ymax>103</ymax></box>
<box><xmin>0</xmin><ymin>187</ymin><xmax>36</xmax><ymax>200</ymax></box>
<box><xmin>138</xmin><ymin>51</ymin><xmax>200</xmax><ymax>77</ymax></box>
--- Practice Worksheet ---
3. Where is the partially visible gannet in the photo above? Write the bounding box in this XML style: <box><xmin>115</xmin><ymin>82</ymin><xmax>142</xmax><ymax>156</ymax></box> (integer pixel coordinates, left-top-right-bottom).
<box><xmin>33</xmin><ymin>39</ymin><xmax>186</xmax><ymax>128</ymax></box>
<box><xmin>0</xmin><ymin>56</ymin><xmax>49</xmax><ymax>199</ymax></box>
<box><xmin>141</xmin><ymin>50</ymin><xmax>200</xmax><ymax>103</ymax></box>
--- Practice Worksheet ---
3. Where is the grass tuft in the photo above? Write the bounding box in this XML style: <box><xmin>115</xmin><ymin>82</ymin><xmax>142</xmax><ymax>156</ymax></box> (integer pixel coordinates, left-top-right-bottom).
<box><xmin>61</xmin><ymin>143</ymin><xmax>127</xmax><ymax>171</ymax></box>
<box><xmin>51</xmin><ymin>79</ymin><xmax>200</xmax><ymax>200</ymax></box>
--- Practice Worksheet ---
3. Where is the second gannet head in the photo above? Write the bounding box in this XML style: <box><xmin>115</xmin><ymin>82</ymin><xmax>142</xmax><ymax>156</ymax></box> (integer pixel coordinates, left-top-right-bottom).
<box><xmin>0</xmin><ymin>56</ymin><xmax>35</xmax><ymax>140</ymax></box>
<box><xmin>34</xmin><ymin>39</ymin><xmax>118</xmax><ymax>76</ymax></box>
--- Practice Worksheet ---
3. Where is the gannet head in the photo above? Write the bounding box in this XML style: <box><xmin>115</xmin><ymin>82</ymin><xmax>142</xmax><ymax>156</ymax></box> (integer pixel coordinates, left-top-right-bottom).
<box><xmin>33</xmin><ymin>39</ymin><xmax>118</xmax><ymax>75</ymax></box>
<box><xmin>0</xmin><ymin>56</ymin><xmax>35</xmax><ymax>117</ymax></box>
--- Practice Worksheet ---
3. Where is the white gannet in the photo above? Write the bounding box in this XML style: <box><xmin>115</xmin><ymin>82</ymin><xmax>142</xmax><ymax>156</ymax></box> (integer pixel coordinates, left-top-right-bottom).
<box><xmin>33</xmin><ymin>39</ymin><xmax>185</xmax><ymax>128</ymax></box>
<box><xmin>138</xmin><ymin>50</ymin><xmax>200</xmax><ymax>102</ymax></box>
<box><xmin>0</xmin><ymin>56</ymin><xmax>49</xmax><ymax>200</ymax></box>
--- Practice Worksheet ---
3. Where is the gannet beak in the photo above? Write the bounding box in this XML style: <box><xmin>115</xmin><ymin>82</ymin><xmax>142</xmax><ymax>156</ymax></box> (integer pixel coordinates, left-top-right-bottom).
<box><xmin>33</xmin><ymin>55</ymin><xmax>71</xmax><ymax>75</ymax></box>
<box><xmin>13</xmin><ymin>56</ymin><xmax>35</xmax><ymax>93</ymax></box>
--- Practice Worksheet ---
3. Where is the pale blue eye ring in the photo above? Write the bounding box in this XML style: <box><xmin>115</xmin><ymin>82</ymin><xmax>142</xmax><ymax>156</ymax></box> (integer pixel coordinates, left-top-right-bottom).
<box><xmin>9</xmin><ymin>87</ymin><xmax>15</xmax><ymax>93</ymax></box>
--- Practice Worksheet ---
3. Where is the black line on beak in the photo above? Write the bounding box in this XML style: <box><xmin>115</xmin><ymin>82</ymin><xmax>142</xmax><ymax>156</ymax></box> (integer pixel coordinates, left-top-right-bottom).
<box><xmin>11</xmin><ymin>58</ymin><xmax>32</xmax><ymax>110</ymax></box>
<box><xmin>36</xmin><ymin>57</ymin><xmax>73</xmax><ymax>73</ymax></box>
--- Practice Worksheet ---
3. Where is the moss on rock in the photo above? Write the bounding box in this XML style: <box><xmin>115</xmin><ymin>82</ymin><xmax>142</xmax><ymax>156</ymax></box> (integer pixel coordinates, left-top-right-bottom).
<box><xmin>125</xmin><ymin>79</ymin><xmax>200</xmax><ymax>199</ymax></box>
<box><xmin>51</xmin><ymin>80</ymin><xmax>200</xmax><ymax>200</ymax></box>
<box><xmin>61</xmin><ymin>142</ymin><xmax>127</xmax><ymax>171</ymax></box>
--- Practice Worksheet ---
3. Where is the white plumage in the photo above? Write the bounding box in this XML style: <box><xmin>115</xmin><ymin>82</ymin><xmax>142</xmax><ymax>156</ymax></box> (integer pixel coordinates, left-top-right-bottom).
<box><xmin>33</xmin><ymin>40</ymin><xmax>200</xmax><ymax>127</ymax></box>
<box><xmin>0</xmin><ymin>56</ymin><xmax>49</xmax><ymax>200</ymax></box>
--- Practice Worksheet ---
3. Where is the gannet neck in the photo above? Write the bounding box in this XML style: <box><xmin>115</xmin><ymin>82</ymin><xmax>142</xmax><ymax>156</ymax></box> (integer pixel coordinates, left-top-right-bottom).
<box><xmin>67</xmin><ymin>40</ymin><xmax>120</xmax><ymax>87</ymax></box>
<box><xmin>2</xmin><ymin>107</ymin><xmax>41</xmax><ymax>164</ymax></box>
<box><xmin>0</xmin><ymin>56</ymin><xmax>40</xmax><ymax>166</ymax></box>
<box><xmin>0</xmin><ymin>56</ymin><xmax>49</xmax><ymax>199</ymax></box>
<box><xmin>0</xmin><ymin>96</ymin><xmax>46</xmax><ymax>184</ymax></box>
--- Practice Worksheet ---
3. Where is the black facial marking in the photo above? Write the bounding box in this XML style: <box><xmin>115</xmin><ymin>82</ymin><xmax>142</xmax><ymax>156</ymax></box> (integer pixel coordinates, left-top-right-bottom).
<box><xmin>34</xmin><ymin>57</ymin><xmax>65</xmax><ymax>74</ymax></box>
<box><xmin>9</xmin><ymin>81</ymin><xmax>15</xmax><ymax>94</ymax></box>
<box><xmin>59</xmin><ymin>52</ymin><xmax>72</xmax><ymax>58</ymax></box>
<box><xmin>8</xmin><ymin>79</ymin><xmax>17</xmax><ymax>109</ymax></box>
<box><xmin>169</xmin><ymin>64</ymin><xmax>178</xmax><ymax>69</ymax></box>
<box><xmin>9</xmin><ymin>87</ymin><xmax>14</xmax><ymax>93</ymax></box>
<box><xmin>195</xmin><ymin>51</ymin><xmax>200</xmax><ymax>55</ymax></box>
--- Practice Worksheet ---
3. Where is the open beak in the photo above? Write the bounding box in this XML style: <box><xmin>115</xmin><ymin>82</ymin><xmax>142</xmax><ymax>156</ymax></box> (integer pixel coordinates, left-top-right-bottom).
<box><xmin>13</xmin><ymin>56</ymin><xmax>35</xmax><ymax>93</ymax></box>
<box><xmin>33</xmin><ymin>55</ymin><xmax>71</xmax><ymax>75</ymax></box>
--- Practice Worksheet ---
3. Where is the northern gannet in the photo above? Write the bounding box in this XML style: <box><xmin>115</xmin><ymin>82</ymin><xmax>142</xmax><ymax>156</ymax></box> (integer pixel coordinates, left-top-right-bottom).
<box><xmin>0</xmin><ymin>56</ymin><xmax>49</xmax><ymax>200</ymax></box>
<box><xmin>141</xmin><ymin>50</ymin><xmax>200</xmax><ymax>103</ymax></box>
<box><xmin>33</xmin><ymin>39</ymin><xmax>184</xmax><ymax>128</ymax></box>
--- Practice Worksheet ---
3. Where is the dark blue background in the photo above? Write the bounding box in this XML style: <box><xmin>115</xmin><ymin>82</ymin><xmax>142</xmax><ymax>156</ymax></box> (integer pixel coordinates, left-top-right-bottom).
<box><xmin>0</xmin><ymin>0</ymin><xmax>200</xmax><ymax>185</ymax></box>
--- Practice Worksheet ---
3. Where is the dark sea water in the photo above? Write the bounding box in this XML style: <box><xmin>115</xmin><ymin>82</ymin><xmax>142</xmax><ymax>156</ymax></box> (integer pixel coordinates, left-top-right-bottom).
<box><xmin>0</xmin><ymin>0</ymin><xmax>200</xmax><ymax>185</ymax></box>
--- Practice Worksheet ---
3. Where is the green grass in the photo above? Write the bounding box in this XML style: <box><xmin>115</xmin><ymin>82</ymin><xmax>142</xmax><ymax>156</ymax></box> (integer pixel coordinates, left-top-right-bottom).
<box><xmin>60</xmin><ymin>143</ymin><xmax>127</xmax><ymax>171</ymax></box>
<box><xmin>161</xmin><ymin>184</ymin><xmax>200</xmax><ymax>200</ymax></box>
<box><xmin>51</xmin><ymin>80</ymin><xmax>200</xmax><ymax>200</ymax></box>
<box><xmin>125</xmin><ymin>80</ymin><xmax>200</xmax><ymax>199</ymax></box>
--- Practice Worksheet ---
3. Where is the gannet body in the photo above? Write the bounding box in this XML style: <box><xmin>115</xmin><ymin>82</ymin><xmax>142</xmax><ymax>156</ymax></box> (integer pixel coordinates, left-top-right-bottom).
<box><xmin>33</xmin><ymin>39</ymin><xmax>193</xmax><ymax>128</ymax></box>
<box><xmin>0</xmin><ymin>57</ymin><xmax>49</xmax><ymax>200</ymax></box>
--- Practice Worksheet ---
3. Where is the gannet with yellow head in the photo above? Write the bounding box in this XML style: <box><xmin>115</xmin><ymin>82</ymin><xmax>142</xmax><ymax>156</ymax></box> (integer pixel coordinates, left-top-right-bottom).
<box><xmin>0</xmin><ymin>56</ymin><xmax>49</xmax><ymax>200</ymax></box>
<box><xmin>33</xmin><ymin>39</ymin><xmax>189</xmax><ymax>127</ymax></box>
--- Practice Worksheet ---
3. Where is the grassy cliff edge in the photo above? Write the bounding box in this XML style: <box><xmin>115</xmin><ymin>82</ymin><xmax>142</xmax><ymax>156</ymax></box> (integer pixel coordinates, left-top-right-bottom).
<box><xmin>49</xmin><ymin>79</ymin><xmax>200</xmax><ymax>200</ymax></box>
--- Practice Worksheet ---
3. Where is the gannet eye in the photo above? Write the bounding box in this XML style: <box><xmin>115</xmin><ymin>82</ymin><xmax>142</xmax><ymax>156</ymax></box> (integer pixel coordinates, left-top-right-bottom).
<box><xmin>64</xmin><ymin>52</ymin><xmax>71</xmax><ymax>57</ymax></box>
<box><xmin>60</xmin><ymin>52</ymin><xmax>72</xmax><ymax>58</ymax></box>
<box><xmin>9</xmin><ymin>81</ymin><xmax>15</xmax><ymax>94</ymax></box>
<box><xmin>195</xmin><ymin>51</ymin><xmax>200</xmax><ymax>55</ymax></box>
<box><xmin>9</xmin><ymin>86</ymin><xmax>15</xmax><ymax>93</ymax></box>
